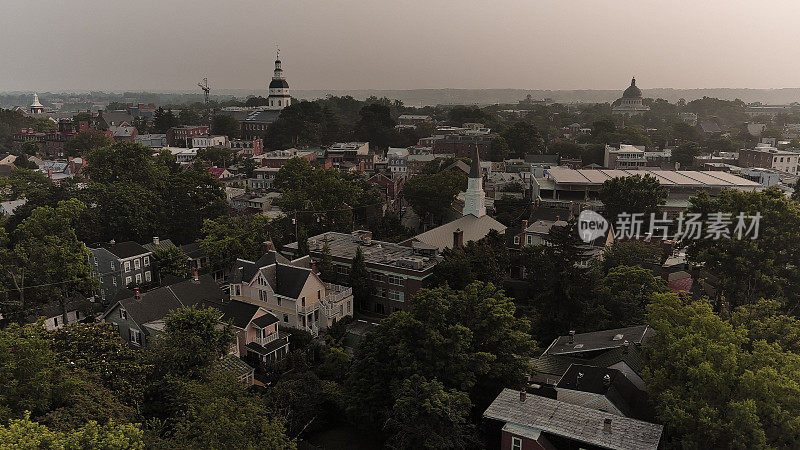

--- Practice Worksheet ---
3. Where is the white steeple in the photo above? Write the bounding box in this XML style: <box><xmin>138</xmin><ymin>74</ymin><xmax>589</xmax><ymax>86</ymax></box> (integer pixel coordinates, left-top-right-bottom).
<box><xmin>462</xmin><ymin>145</ymin><xmax>486</xmax><ymax>217</ymax></box>
<box><xmin>267</xmin><ymin>46</ymin><xmax>291</xmax><ymax>111</ymax></box>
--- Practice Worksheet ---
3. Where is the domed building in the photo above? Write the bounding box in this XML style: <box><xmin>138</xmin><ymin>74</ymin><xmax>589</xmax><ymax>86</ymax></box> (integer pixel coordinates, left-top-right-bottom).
<box><xmin>30</xmin><ymin>93</ymin><xmax>45</xmax><ymax>115</ymax></box>
<box><xmin>612</xmin><ymin>77</ymin><xmax>650</xmax><ymax>116</ymax></box>
<box><xmin>267</xmin><ymin>50</ymin><xmax>291</xmax><ymax>111</ymax></box>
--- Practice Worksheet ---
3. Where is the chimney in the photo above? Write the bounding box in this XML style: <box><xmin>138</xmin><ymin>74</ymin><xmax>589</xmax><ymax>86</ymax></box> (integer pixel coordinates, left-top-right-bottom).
<box><xmin>153</xmin><ymin>237</ymin><xmax>159</xmax><ymax>245</ymax></box>
<box><xmin>603</xmin><ymin>374</ymin><xmax>611</xmax><ymax>388</ymax></box>
<box><xmin>311</xmin><ymin>260</ymin><xmax>317</xmax><ymax>273</ymax></box>
<box><xmin>623</xmin><ymin>340</ymin><xmax>630</xmax><ymax>353</ymax></box>
<box><xmin>134</xmin><ymin>287</ymin><xmax>140</xmax><ymax>299</ymax></box>
<box><xmin>603</xmin><ymin>418</ymin><xmax>613</xmax><ymax>434</ymax></box>
<box><xmin>110</xmin><ymin>239</ymin><xmax>116</xmax><ymax>245</ymax></box>
<box><xmin>522</xmin><ymin>219</ymin><xmax>528</xmax><ymax>230</ymax></box>
<box><xmin>453</xmin><ymin>228</ymin><xmax>464</xmax><ymax>250</ymax></box>
<box><xmin>264</xmin><ymin>241</ymin><xmax>275</xmax><ymax>251</ymax></box>
<box><xmin>568</xmin><ymin>330</ymin><xmax>576</xmax><ymax>344</ymax></box>
<box><xmin>192</xmin><ymin>268</ymin><xmax>199</xmax><ymax>282</ymax></box>
<box><xmin>519</xmin><ymin>390</ymin><xmax>527</xmax><ymax>402</ymax></box>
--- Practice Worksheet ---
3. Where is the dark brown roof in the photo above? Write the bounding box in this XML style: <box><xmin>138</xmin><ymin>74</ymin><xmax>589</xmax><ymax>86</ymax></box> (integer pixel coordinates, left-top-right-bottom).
<box><xmin>544</xmin><ymin>325</ymin><xmax>653</xmax><ymax>356</ymax></box>
<box><xmin>219</xmin><ymin>300</ymin><xmax>261</xmax><ymax>329</ymax></box>
<box><xmin>252</xmin><ymin>313</ymin><xmax>279</xmax><ymax>328</ymax></box>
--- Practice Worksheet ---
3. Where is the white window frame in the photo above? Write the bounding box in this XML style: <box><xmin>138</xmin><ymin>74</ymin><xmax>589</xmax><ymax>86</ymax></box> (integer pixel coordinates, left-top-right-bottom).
<box><xmin>388</xmin><ymin>290</ymin><xmax>404</xmax><ymax>302</ymax></box>
<box><xmin>113</xmin><ymin>277</ymin><xmax>117</xmax><ymax>286</ymax></box>
<box><xmin>110</xmin><ymin>261</ymin><xmax>115</xmax><ymax>270</ymax></box>
<box><xmin>125</xmin><ymin>276</ymin><xmax>132</xmax><ymax>286</ymax></box>
<box><xmin>129</xmin><ymin>328</ymin><xmax>142</xmax><ymax>346</ymax></box>
<box><xmin>134</xmin><ymin>258</ymin><xmax>141</xmax><ymax>270</ymax></box>
<box><xmin>120</xmin><ymin>308</ymin><xmax>128</xmax><ymax>320</ymax></box>
<box><xmin>514</xmin><ymin>236</ymin><xmax>520</xmax><ymax>245</ymax></box>
<box><xmin>143</xmin><ymin>256</ymin><xmax>150</xmax><ymax>266</ymax></box>
<box><xmin>526</xmin><ymin>235</ymin><xmax>532</xmax><ymax>245</ymax></box>
<box><xmin>144</xmin><ymin>271</ymin><xmax>151</xmax><ymax>282</ymax></box>
<box><xmin>135</xmin><ymin>273</ymin><xmax>142</xmax><ymax>284</ymax></box>
<box><xmin>124</xmin><ymin>261</ymin><xmax>131</xmax><ymax>272</ymax></box>
<box><xmin>511</xmin><ymin>436</ymin><xmax>522</xmax><ymax>450</ymax></box>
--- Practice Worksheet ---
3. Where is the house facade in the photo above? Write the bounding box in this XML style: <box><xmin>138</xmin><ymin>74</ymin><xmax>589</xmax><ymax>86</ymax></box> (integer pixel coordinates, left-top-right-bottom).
<box><xmin>89</xmin><ymin>241</ymin><xmax>154</xmax><ymax>305</ymax></box>
<box><xmin>229</xmin><ymin>251</ymin><xmax>354</xmax><ymax>336</ymax></box>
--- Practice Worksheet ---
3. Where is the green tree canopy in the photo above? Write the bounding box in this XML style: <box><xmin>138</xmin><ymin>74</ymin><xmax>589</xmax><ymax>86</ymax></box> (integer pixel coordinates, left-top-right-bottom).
<box><xmin>599</xmin><ymin>174</ymin><xmax>667</xmax><ymax>226</ymax></box>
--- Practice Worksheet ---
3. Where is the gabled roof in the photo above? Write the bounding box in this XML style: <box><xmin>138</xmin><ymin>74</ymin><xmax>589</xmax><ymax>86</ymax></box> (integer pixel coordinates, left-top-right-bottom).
<box><xmin>274</xmin><ymin>264</ymin><xmax>311</xmax><ymax>298</ymax></box>
<box><xmin>180</xmin><ymin>242</ymin><xmax>205</xmax><ymax>259</ymax></box>
<box><xmin>102</xmin><ymin>241</ymin><xmax>150</xmax><ymax>259</ymax></box>
<box><xmin>483</xmin><ymin>390</ymin><xmax>663</xmax><ymax>450</ymax></box>
<box><xmin>557</xmin><ymin>364</ymin><xmax>652</xmax><ymax>420</ymax></box>
<box><xmin>142</xmin><ymin>239</ymin><xmax>175</xmax><ymax>252</ymax></box>
<box><xmin>218</xmin><ymin>300</ymin><xmax>262</xmax><ymax>329</ymax></box>
<box><xmin>252</xmin><ymin>312</ymin><xmax>279</xmax><ymax>328</ymax></box>
<box><xmin>105</xmin><ymin>275</ymin><xmax>225</xmax><ymax>329</ymax></box>
<box><xmin>410</xmin><ymin>214</ymin><xmax>506</xmax><ymax>252</ymax></box>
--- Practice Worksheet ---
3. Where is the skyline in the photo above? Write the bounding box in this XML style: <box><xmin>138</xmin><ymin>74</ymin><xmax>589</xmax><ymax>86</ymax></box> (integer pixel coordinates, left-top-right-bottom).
<box><xmin>2</xmin><ymin>1</ymin><xmax>800</xmax><ymax>92</ymax></box>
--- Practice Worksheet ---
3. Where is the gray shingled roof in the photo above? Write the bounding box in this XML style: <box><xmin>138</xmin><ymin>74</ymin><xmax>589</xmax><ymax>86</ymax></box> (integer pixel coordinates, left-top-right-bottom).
<box><xmin>103</xmin><ymin>241</ymin><xmax>150</xmax><ymax>259</ymax></box>
<box><xmin>274</xmin><ymin>264</ymin><xmax>311</xmax><ymax>298</ymax></box>
<box><xmin>219</xmin><ymin>300</ymin><xmax>261</xmax><ymax>329</ymax></box>
<box><xmin>483</xmin><ymin>389</ymin><xmax>663</xmax><ymax>450</ymax></box>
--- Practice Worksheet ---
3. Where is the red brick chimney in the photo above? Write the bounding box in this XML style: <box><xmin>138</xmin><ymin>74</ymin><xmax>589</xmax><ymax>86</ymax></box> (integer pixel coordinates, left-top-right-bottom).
<box><xmin>134</xmin><ymin>287</ymin><xmax>140</xmax><ymax>299</ymax></box>
<box><xmin>192</xmin><ymin>268</ymin><xmax>199</xmax><ymax>282</ymax></box>
<box><xmin>453</xmin><ymin>228</ymin><xmax>464</xmax><ymax>250</ymax></box>
<box><xmin>519</xmin><ymin>390</ymin><xmax>527</xmax><ymax>402</ymax></box>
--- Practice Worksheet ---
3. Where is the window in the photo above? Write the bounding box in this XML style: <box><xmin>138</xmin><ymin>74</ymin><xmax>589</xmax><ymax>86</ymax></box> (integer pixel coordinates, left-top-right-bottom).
<box><xmin>143</xmin><ymin>256</ymin><xmax>150</xmax><ymax>266</ymax></box>
<box><xmin>336</xmin><ymin>265</ymin><xmax>350</xmax><ymax>275</ymax></box>
<box><xmin>388</xmin><ymin>290</ymin><xmax>404</xmax><ymax>302</ymax></box>
<box><xmin>301</xmin><ymin>297</ymin><xmax>306</xmax><ymax>307</ymax></box>
<box><xmin>113</xmin><ymin>277</ymin><xmax>117</xmax><ymax>286</ymax></box>
<box><xmin>124</xmin><ymin>261</ymin><xmax>131</xmax><ymax>272</ymax></box>
<box><xmin>283</xmin><ymin>314</ymin><xmax>289</xmax><ymax>322</ymax></box>
<box><xmin>347</xmin><ymin>301</ymin><xmax>351</xmax><ymax>313</ymax></box>
<box><xmin>514</xmin><ymin>236</ymin><xmax>520</xmax><ymax>245</ymax></box>
<box><xmin>526</xmin><ymin>235</ymin><xmax>532</xmax><ymax>245</ymax></box>
<box><xmin>314</xmin><ymin>310</ymin><xmax>319</xmax><ymax>322</ymax></box>
<box><xmin>119</xmin><ymin>308</ymin><xmax>128</xmax><ymax>320</ymax></box>
<box><xmin>134</xmin><ymin>258</ymin><xmax>141</xmax><ymax>270</ymax></box>
<box><xmin>135</xmin><ymin>273</ymin><xmax>142</xmax><ymax>284</ymax></box>
<box><xmin>277</xmin><ymin>298</ymin><xmax>281</xmax><ymax>306</ymax></box>
<box><xmin>317</xmin><ymin>290</ymin><xmax>321</xmax><ymax>300</ymax></box>
<box><xmin>370</xmin><ymin>272</ymin><xmax>384</xmax><ymax>282</ymax></box>
<box><xmin>129</xmin><ymin>328</ymin><xmax>142</xmax><ymax>346</ymax></box>
<box><xmin>125</xmin><ymin>276</ymin><xmax>132</xmax><ymax>286</ymax></box>
<box><xmin>53</xmin><ymin>316</ymin><xmax>59</xmax><ymax>327</ymax></box>
<box><xmin>110</xmin><ymin>261</ymin><xmax>115</xmax><ymax>271</ymax></box>
<box><xmin>373</xmin><ymin>286</ymin><xmax>386</xmax><ymax>298</ymax></box>
<box><xmin>387</xmin><ymin>274</ymin><xmax>404</xmax><ymax>286</ymax></box>
<box><xmin>511</xmin><ymin>436</ymin><xmax>522</xmax><ymax>450</ymax></box>
<box><xmin>145</xmin><ymin>271</ymin><xmax>151</xmax><ymax>282</ymax></box>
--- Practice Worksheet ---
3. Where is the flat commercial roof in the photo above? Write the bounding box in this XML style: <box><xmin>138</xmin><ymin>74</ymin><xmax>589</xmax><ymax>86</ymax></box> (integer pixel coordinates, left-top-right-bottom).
<box><xmin>547</xmin><ymin>168</ymin><xmax>760</xmax><ymax>188</ymax></box>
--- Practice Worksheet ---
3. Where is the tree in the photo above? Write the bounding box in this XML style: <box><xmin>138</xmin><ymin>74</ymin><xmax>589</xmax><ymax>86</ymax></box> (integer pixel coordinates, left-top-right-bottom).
<box><xmin>84</xmin><ymin>141</ymin><xmax>164</xmax><ymax>186</ymax></box>
<box><xmin>488</xmin><ymin>136</ymin><xmax>510</xmax><ymax>162</ymax></box>
<box><xmin>433</xmin><ymin>231</ymin><xmax>508</xmax><ymax>290</ymax></box>
<box><xmin>211</xmin><ymin>114</ymin><xmax>240</xmax><ymax>139</ymax></box>
<box><xmin>685</xmin><ymin>188</ymin><xmax>800</xmax><ymax>311</ymax></box>
<box><xmin>178</xmin><ymin>108</ymin><xmax>200</xmax><ymax>126</ymax></box>
<box><xmin>598</xmin><ymin>174</ymin><xmax>666</xmax><ymax>226</ymax></box>
<box><xmin>318</xmin><ymin>239</ymin><xmax>335</xmax><ymax>283</ymax></box>
<box><xmin>501</xmin><ymin>121</ymin><xmax>544</xmax><ymax>156</ymax></box>
<box><xmin>0</xmin><ymin>324</ymin><xmax>73</xmax><ymax>422</ymax></box>
<box><xmin>792</xmin><ymin>178</ymin><xmax>800</xmax><ymax>203</ymax></box>
<box><xmin>386</xmin><ymin>375</ymin><xmax>474</xmax><ymax>450</ymax></box>
<box><xmin>354</xmin><ymin>103</ymin><xmax>397</xmax><ymax>150</ymax></box>
<box><xmin>594</xmin><ymin>265</ymin><xmax>667</xmax><ymax>329</ymax></box>
<box><xmin>403</xmin><ymin>170</ymin><xmax>466</xmax><ymax>225</ymax></box>
<box><xmin>0</xmin><ymin>413</ymin><xmax>144</xmax><ymax>449</ymax></box>
<box><xmin>348</xmin><ymin>247</ymin><xmax>370</xmax><ymax>310</ymax></box>
<box><xmin>369</xmin><ymin>212</ymin><xmax>412</xmax><ymax>243</ymax></box>
<box><xmin>63</xmin><ymin>131</ymin><xmax>113</xmax><ymax>157</ymax></box>
<box><xmin>346</xmin><ymin>282</ymin><xmax>536</xmax><ymax>443</ymax></box>
<box><xmin>153</xmin><ymin>245</ymin><xmax>188</xmax><ymax>279</ymax></box>
<box><xmin>12</xmin><ymin>199</ymin><xmax>94</xmax><ymax>322</ymax></box>
<box><xmin>147</xmin><ymin>305</ymin><xmax>233</xmax><ymax>380</ymax></box>
<box><xmin>645</xmin><ymin>293</ymin><xmax>800</xmax><ymax>448</ymax></box>
<box><xmin>152</xmin><ymin>107</ymin><xmax>179</xmax><ymax>133</ymax></box>
<box><xmin>672</xmin><ymin>141</ymin><xmax>702</xmax><ymax>169</ymax></box>
<box><xmin>13</xmin><ymin>155</ymin><xmax>38</xmax><ymax>170</ymax></box>
<box><xmin>601</xmin><ymin>240</ymin><xmax>663</xmax><ymax>273</ymax></box>
<box><xmin>200</xmin><ymin>215</ymin><xmax>274</xmax><ymax>271</ymax></box>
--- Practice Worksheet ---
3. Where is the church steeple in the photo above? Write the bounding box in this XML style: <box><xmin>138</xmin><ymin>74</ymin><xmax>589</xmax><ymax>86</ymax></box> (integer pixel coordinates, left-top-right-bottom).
<box><xmin>462</xmin><ymin>144</ymin><xmax>486</xmax><ymax>217</ymax></box>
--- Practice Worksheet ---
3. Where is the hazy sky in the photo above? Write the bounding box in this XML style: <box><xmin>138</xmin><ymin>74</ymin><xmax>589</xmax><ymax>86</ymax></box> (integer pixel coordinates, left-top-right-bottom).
<box><xmin>2</xmin><ymin>0</ymin><xmax>798</xmax><ymax>92</ymax></box>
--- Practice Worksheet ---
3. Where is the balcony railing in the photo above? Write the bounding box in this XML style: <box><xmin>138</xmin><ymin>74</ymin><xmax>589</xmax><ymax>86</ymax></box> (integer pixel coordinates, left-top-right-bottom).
<box><xmin>255</xmin><ymin>333</ymin><xmax>280</xmax><ymax>347</ymax></box>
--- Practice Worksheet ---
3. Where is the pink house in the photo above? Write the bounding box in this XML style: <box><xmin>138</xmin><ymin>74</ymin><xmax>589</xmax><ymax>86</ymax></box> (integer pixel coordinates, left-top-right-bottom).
<box><xmin>218</xmin><ymin>299</ymin><xmax>290</xmax><ymax>364</ymax></box>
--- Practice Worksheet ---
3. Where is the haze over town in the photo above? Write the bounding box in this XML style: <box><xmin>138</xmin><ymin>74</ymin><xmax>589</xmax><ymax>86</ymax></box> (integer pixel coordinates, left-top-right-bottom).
<box><xmin>2</xmin><ymin>0</ymin><xmax>800</xmax><ymax>92</ymax></box>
